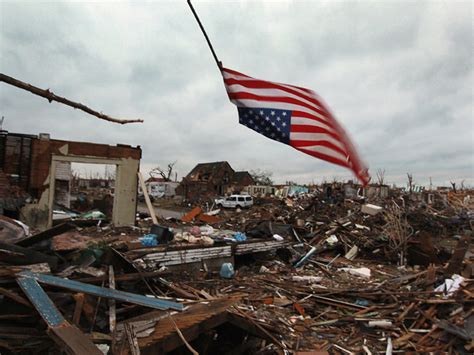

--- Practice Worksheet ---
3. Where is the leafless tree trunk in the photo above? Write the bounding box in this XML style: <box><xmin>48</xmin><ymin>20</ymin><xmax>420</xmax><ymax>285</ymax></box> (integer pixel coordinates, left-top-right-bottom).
<box><xmin>450</xmin><ymin>181</ymin><xmax>457</xmax><ymax>193</ymax></box>
<box><xmin>407</xmin><ymin>173</ymin><xmax>414</xmax><ymax>194</ymax></box>
<box><xmin>376</xmin><ymin>168</ymin><xmax>386</xmax><ymax>186</ymax></box>
<box><xmin>150</xmin><ymin>161</ymin><xmax>177</xmax><ymax>181</ymax></box>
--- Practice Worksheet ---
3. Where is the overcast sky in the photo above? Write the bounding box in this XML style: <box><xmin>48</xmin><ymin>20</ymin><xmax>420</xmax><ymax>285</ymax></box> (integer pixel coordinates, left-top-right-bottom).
<box><xmin>1</xmin><ymin>0</ymin><xmax>472</xmax><ymax>187</ymax></box>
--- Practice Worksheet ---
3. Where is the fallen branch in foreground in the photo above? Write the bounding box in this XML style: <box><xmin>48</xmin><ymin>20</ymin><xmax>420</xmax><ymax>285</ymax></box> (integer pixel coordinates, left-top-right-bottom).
<box><xmin>0</xmin><ymin>73</ymin><xmax>143</xmax><ymax>125</ymax></box>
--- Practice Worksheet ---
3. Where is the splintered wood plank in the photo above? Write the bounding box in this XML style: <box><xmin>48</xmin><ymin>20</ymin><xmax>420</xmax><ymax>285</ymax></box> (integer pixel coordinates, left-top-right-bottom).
<box><xmin>117</xmin><ymin>298</ymin><xmax>238</xmax><ymax>354</ymax></box>
<box><xmin>181</xmin><ymin>207</ymin><xmax>202</xmax><ymax>223</ymax></box>
<box><xmin>109</xmin><ymin>266</ymin><xmax>116</xmax><ymax>333</ymax></box>
<box><xmin>137</xmin><ymin>172</ymin><xmax>158</xmax><ymax>225</ymax></box>
<box><xmin>140</xmin><ymin>298</ymin><xmax>236</xmax><ymax>351</ymax></box>
<box><xmin>49</xmin><ymin>326</ymin><xmax>103</xmax><ymax>355</ymax></box>
<box><xmin>72</xmin><ymin>293</ymin><xmax>85</xmax><ymax>325</ymax></box>
<box><xmin>445</xmin><ymin>234</ymin><xmax>470</xmax><ymax>276</ymax></box>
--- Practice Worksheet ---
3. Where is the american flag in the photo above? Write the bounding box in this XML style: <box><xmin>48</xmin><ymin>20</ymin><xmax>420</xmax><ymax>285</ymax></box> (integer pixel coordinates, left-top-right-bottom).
<box><xmin>222</xmin><ymin>67</ymin><xmax>370</xmax><ymax>185</ymax></box>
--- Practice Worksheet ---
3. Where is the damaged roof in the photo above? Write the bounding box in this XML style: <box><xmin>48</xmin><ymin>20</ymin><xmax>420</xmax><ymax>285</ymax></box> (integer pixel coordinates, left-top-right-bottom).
<box><xmin>231</xmin><ymin>171</ymin><xmax>255</xmax><ymax>185</ymax></box>
<box><xmin>186</xmin><ymin>161</ymin><xmax>234</xmax><ymax>181</ymax></box>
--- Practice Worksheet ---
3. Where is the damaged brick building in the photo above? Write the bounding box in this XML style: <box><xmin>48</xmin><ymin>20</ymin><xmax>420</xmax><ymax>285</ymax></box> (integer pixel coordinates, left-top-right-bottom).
<box><xmin>176</xmin><ymin>161</ymin><xmax>254</xmax><ymax>201</ymax></box>
<box><xmin>0</xmin><ymin>130</ymin><xmax>141</xmax><ymax>230</ymax></box>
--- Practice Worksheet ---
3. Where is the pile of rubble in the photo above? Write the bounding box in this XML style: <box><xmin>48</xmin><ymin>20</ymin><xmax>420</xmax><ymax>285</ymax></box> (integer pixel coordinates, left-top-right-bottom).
<box><xmin>0</xmin><ymin>191</ymin><xmax>472</xmax><ymax>354</ymax></box>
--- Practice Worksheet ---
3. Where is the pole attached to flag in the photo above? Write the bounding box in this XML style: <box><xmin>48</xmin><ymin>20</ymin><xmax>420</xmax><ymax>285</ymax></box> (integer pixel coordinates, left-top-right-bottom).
<box><xmin>186</xmin><ymin>1</ymin><xmax>370</xmax><ymax>185</ymax></box>
<box><xmin>187</xmin><ymin>0</ymin><xmax>222</xmax><ymax>70</ymax></box>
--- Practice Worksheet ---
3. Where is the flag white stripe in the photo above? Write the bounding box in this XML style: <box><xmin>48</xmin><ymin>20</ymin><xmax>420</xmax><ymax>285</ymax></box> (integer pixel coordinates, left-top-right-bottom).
<box><xmin>223</xmin><ymin>71</ymin><xmax>252</xmax><ymax>81</ymax></box>
<box><xmin>290</xmin><ymin>116</ymin><xmax>337</xmax><ymax>134</ymax></box>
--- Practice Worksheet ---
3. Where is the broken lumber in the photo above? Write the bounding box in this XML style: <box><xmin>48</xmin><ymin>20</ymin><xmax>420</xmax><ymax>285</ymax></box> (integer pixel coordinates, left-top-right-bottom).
<box><xmin>17</xmin><ymin>271</ymin><xmax>184</xmax><ymax>311</ymax></box>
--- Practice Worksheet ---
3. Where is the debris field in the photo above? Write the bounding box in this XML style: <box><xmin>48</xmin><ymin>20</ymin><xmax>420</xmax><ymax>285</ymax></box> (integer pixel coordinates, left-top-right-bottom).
<box><xmin>0</xmin><ymin>187</ymin><xmax>473</xmax><ymax>354</ymax></box>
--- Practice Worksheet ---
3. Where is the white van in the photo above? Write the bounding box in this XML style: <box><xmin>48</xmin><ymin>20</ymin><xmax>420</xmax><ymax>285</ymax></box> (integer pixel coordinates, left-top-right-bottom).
<box><xmin>215</xmin><ymin>195</ymin><xmax>253</xmax><ymax>209</ymax></box>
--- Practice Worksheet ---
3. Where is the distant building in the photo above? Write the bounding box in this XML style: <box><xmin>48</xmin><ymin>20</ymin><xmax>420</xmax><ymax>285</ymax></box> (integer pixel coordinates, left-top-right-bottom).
<box><xmin>176</xmin><ymin>161</ymin><xmax>254</xmax><ymax>201</ymax></box>
<box><xmin>72</xmin><ymin>177</ymin><xmax>115</xmax><ymax>191</ymax></box>
<box><xmin>144</xmin><ymin>177</ymin><xmax>178</xmax><ymax>198</ymax></box>
<box><xmin>362</xmin><ymin>184</ymin><xmax>390</xmax><ymax>199</ymax></box>
<box><xmin>245</xmin><ymin>185</ymin><xmax>276</xmax><ymax>197</ymax></box>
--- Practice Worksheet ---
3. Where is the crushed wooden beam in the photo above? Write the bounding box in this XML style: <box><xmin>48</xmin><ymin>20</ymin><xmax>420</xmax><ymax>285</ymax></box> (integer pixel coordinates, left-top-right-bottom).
<box><xmin>114</xmin><ymin>297</ymin><xmax>239</xmax><ymax>354</ymax></box>
<box><xmin>109</xmin><ymin>266</ymin><xmax>116</xmax><ymax>333</ymax></box>
<box><xmin>72</xmin><ymin>293</ymin><xmax>85</xmax><ymax>326</ymax></box>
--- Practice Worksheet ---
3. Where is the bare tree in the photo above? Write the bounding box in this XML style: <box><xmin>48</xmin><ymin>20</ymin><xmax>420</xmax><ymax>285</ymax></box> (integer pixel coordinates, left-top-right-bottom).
<box><xmin>450</xmin><ymin>181</ymin><xmax>457</xmax><ymax>193</ymax></box>
<box><xmin>460</xmin><ymin>180</ymin><xmax>465</xmax><ymax>190</ymax></box>
<box><xmin>407</xmin><ymin>173</ymin><xmax>414</xmax><ymax>194</ymax></box>
<box><xmin>376</xmin><ymin>168</ymin><xmax>386</xmax><ymax>186</ymax></box>
<box><xmin>250</xmin><ymin>169</ymin><xmax>274</xmax><ymax>186</ymax></box>
<box><xmin>150</xmin><ymin>161</ymin><xmax>177</xmax><ymax>182</ymax></box>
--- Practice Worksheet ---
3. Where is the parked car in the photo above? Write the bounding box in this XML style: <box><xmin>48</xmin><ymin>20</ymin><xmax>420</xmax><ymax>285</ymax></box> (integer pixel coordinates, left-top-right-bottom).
<box><xmin>215</xmin><ymin>195</ymin><xmax>253</xmax><ymax>209</ymax></box>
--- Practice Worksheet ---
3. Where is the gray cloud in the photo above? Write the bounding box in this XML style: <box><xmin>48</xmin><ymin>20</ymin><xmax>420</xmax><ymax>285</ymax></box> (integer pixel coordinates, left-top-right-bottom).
<box><xmin>1</xmin><ymin>0</ymin><xmax>472</xmax><ymax>187</ymax></box>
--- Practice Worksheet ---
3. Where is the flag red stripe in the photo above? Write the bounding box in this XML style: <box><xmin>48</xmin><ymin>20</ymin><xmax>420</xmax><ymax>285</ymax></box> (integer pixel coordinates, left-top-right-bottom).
<box><xmin>224</xmin><ymin>77</ymin><xmax>329</xmax><ymax>114</ymax></box>
<box><xmin>290</xmin><ymin>139</ymin><xmax>348</xmax><ymax>158</ymax></box>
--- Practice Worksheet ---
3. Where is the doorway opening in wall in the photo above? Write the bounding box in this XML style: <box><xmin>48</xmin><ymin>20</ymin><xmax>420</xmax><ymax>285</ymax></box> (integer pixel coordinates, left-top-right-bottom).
<box><xmin>52</xmin><ymin>162</ymin><xmax>117</xmax><ymax>223</ymax></box>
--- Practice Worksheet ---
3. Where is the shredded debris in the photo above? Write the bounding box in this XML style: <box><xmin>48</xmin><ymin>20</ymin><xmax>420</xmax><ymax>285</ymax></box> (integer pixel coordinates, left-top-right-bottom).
<box><xmin>0</xmin><ymin>181</ymin><xmax>472</xmax><ymax>354</ymax></box>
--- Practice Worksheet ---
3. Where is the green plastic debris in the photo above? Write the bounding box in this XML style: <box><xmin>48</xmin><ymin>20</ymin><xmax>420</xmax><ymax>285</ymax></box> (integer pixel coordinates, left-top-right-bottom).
<box><xmin>80</xmin><ymin>210</ymin><xmax>106</xmax><ymax>220</ymax></box>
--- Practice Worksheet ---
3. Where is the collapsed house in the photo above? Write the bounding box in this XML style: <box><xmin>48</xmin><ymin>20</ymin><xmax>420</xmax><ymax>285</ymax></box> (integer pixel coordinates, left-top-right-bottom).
<box><xmin>0</xmin><ymin>130</ymin><xmax>141</xmax><ymax>230</ymax></box>
<box><xmin>176</xmin><ymin>161</ymin><xmax>255</xmax><ymax>201</ymax></box>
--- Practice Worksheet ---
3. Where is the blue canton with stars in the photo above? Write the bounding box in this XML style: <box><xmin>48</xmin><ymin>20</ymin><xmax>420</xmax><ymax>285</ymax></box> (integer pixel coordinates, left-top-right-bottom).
<box><xmin>237</xmin><ymin>107</ymin><xmax>291</xmax><ymax>144</ymax></box>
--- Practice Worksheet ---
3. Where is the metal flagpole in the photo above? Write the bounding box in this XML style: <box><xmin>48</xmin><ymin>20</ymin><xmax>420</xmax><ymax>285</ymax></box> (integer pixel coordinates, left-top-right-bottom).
<box><xmin>187</xmin><ymin>0</ymin><xmax>222</xmax><ymax>70</ymax></box>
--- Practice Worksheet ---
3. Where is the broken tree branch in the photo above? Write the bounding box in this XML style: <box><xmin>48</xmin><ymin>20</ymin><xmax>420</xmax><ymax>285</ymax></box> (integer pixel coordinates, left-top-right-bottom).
<box><xmin>0</xmin><ymin>73</ymin><xmax>143</xmax><ymax>125</ymax></box>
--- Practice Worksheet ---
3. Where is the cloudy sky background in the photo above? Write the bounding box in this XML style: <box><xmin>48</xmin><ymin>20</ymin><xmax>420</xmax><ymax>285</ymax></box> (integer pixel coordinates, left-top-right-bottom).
<box><xmin>1</xmin><ymin>0</ymin><xmax>472</xmax><ymax>187</ymax></box>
